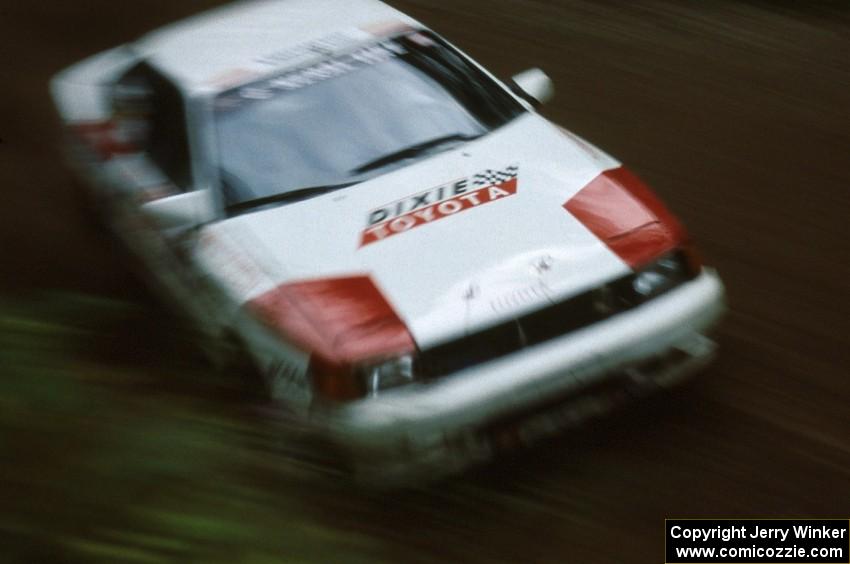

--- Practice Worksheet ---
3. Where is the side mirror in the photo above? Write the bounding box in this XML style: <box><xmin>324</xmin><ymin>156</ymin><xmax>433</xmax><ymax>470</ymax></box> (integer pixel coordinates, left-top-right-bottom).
<box><xmin>510</xmin><ymin>68</ymin><xmax>554</xmax><ymax>106</ymax></box>
<box><xmin>141</xmin><ymin>189</ymin><xmax>216</xmax><ymax>230</ymax></box>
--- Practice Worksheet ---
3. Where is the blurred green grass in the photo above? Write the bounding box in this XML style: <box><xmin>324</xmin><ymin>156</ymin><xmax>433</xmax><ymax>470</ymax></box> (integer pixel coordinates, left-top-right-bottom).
<box><xmin>0</xmin><ymin>294</ymin><xmax>388</xmax><ymax>563</ymax></box>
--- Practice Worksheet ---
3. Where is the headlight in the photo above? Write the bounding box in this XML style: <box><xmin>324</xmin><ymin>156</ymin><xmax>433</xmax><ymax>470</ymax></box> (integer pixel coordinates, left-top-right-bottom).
<box><xmin>630</xmin><ymin>252</ymin><xmax>690</xmax><ymax>301</ymax></box>
<box><xmin>360</xmin><ymin>354</ymin><xmax>416</xmax><ymax>396</ymax></box>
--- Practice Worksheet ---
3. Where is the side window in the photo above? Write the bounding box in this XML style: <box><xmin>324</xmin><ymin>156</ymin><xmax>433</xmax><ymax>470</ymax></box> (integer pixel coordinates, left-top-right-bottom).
<box><xmin>113</xmin><ymin>63</ymin><xmax>193</xmax><ymax>189</ymax></box>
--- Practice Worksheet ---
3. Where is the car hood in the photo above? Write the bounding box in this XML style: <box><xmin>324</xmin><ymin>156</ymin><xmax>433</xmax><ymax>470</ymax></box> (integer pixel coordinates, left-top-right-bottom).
<box><xmin>198</xmin><ymin>113</ymin><xmax>631</xmax><ymax>347</ymax></box>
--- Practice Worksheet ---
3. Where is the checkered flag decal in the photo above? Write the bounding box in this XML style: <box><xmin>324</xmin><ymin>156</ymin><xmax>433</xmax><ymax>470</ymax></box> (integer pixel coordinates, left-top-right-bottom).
<box><xmin>473</xmin><ymin>164</ymin><xmax>519</xmax><ymax>187</ymax></box>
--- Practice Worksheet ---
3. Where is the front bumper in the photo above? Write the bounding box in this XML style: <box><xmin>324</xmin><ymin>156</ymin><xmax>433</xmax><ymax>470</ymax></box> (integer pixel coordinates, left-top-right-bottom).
<box><xmin>321</xmin><ymin>268</ymin><xmax>725</xmax><ymax>480</ymax></box>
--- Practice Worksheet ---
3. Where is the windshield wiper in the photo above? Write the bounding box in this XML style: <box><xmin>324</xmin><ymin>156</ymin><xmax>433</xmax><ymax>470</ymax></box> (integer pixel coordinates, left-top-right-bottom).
<box><xmin>350</xmin><ymin>133</ymin><xmax>482</xmax><ymax>174</ymax></box>
<box><xmin>227</xmin><ymin>181</ymin><xmax>358</xmax><ymax>214</ymax></box>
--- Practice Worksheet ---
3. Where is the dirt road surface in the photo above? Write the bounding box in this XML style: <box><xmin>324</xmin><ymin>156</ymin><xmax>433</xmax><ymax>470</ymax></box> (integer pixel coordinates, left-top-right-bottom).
<box><xmin>1</xmin><ymin>2</ymin><xmax>848</xmax><ymax>562</ymax></box>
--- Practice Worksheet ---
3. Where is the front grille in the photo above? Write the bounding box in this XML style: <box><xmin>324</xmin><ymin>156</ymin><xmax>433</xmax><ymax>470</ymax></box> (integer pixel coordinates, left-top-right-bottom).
<box><xmin>417</xmin><ymin>251</ymin><xmax>695</xmax><ymax>380</ymax></box>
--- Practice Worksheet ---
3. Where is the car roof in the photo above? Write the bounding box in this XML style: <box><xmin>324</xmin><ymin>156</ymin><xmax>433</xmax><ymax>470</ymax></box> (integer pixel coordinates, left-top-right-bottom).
<box><xmin>135</xmin><ymin>0</ymin><xmax>421</xmax><ymax>92</ymax></box>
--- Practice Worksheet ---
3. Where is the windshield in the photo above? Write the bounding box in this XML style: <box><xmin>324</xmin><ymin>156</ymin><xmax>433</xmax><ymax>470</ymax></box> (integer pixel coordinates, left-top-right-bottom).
<box><xmin>214</xmin><ymin>31</ymin><xmax>525</xmax><ymax>212</ymax></box>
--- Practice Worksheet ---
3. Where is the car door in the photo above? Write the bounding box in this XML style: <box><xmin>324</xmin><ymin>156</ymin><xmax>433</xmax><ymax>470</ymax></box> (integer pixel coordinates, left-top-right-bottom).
<box><xmin>99</xmin><ymin>62</ymin><xmax>227</xmax><ymax>334</ymax></box>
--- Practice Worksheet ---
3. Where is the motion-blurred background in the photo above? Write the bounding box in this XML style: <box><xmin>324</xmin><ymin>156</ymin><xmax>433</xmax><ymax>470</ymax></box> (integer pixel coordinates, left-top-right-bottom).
<box><xmin>1</xmin><ymin>1</ymin><xmax>848</xmax><ymax>562</ymax></box>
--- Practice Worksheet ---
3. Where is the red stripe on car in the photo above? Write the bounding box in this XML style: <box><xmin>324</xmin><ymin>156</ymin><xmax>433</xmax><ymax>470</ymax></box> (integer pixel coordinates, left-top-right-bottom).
<box><xmin>69</xmin><ymin>120</ymin><xmax>138</xmax><ymax>159</ymax></box>
<box><xmin>247</xmin><ymin>276</ymin><xmax>415</xmax><ymax>400</ymax></box>
<box><xmin>564</xmin><ymin>167</ymin><xmax>688</xmax><ymax>269</ymax></box>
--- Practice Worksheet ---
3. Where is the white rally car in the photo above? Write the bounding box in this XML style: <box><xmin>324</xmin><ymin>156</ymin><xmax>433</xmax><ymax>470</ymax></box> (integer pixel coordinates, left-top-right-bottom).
<box><xmin>52</xmin><ymin>0</ymin><xmax>725</xmax><ymax>480</ymax></box>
